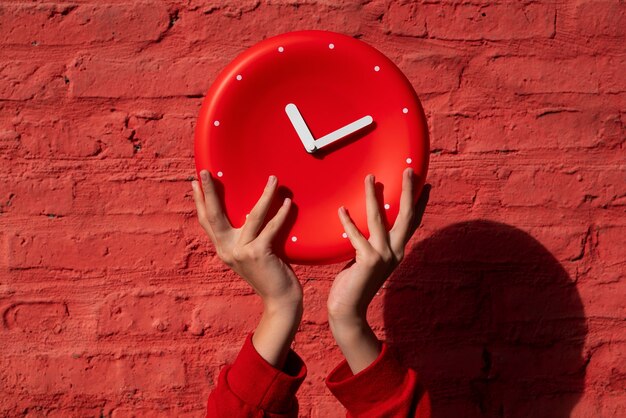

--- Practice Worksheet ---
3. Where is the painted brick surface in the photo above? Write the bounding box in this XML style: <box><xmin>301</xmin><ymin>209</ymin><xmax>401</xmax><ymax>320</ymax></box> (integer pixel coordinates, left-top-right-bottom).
<box><xmin>0</xmin><ymin>1</ymin><xmax>624</xmax><ymax>417</ymax></box>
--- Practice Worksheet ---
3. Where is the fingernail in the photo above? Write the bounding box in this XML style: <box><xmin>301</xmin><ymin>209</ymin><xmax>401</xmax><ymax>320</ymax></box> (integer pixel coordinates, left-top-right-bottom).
<box><xmin>283</xmin><ymin>197</ymin><xmax>291</xmax><ymax>206</ymax></box>
<box><xmin>267</xmin><ymin>175</ymin><xmax>276</xmax><ymax>186</ymax></box>
<box><xmin>191</xmin><ymin>180</ymin><xmax>197</xmax><ymax>189</ymax></box>
<box><xmin>201</xmin><ymin>171</ymin><xmax>209</xmax><ymax>182</ymax></box>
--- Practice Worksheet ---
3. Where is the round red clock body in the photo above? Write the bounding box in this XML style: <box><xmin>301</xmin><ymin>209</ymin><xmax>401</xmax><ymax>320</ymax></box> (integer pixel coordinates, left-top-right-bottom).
<box><xmin>195</xmin><ymin>30</ymin><xmax>429</xmax><ymax>265</ymax></box>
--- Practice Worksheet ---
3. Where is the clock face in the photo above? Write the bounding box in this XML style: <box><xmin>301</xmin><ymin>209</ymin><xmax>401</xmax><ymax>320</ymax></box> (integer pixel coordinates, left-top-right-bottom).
<box><xmin>194</xmin><ymin>30</ymin><xmax>429</xmax><ymax>265</ymax></box>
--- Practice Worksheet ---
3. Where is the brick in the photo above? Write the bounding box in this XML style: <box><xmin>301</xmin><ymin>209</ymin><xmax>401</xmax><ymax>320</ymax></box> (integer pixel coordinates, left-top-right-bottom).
<box><xmin>383</xmin><ymin>2</ymin><xmax>427</xmax><ymax>37</ymax></box>
<box><xmin>112</xmin><ymin>406</ymin><xmax>198</xmax><ymax>418</ymax></box>
<box><xmin>504</xmin><ymin>393</ymin><xmax>591</xmax><ymax>418</ymax></box>
<box><xmin>571</xmin><ymin>391</ymin><xmax>626</xmax><ymax>418</ymax></box>
<box><xmin>182</xmin><ymin>2</ymin><xmax>364</xmax><ymax>47</ymax></box>
<box><xmin>573</xmin><ymin>0</ymin><xmax>626</xmax><ymax>38</ymax></box>
<box><xmin>0</xmin><ymin>129</ymin><xmax>20</xmax><ymax>158</ymax></box>
<box><xmin>188</xmin><ymin>295</ymin><xmax>261</xmax><ymax>336</ymax></box>
<box><xmin>401</xmin><ymin>219</ymin><xmax>586</xmax><ymax>267</ymax></box>
<box><xmin>97</xmin><ymin>291</ymin><xmax>190</xmax><ymax>337</ymax></box>
<box><xmin>74</xmin><ymin>179</ymin><xmax>192</xmax><ymax>215</ymax></box>
<box><xmin>489</xmin><ymin>279</ymin><xmax>585</xmax><ymax>327</ymax></box>
<box><xmin>15</xmin><ymin>110</ymin><xmax>133</xmax><ymax>158</ymax></box>
<box><xmin>3</xmin><ymin>300</ymin><xmax>69</xmax><ymax>333</ymax></box>
<box><xmin>456</xmin><ymin>113</ymin><xmax>511</xmax><ymax>153</ymax></box>
<box><xmin>7</xmin><ymin>230</ymin><xmax>188</xmax><ymax>272</ymax></box>
<box><xmin>426</xmin><ymin>168</ymin><xmax>477</xmax><ymax>205</ymax></box>
<box><xmin>188</xmin><ymin>0</ymin><xmax>266</xmax><ymax>18</ymax></box>
<box><xmin>429</xmin><ymin>113</ymin><xmax>458</xmax><ymax>153</ymax></box>
<box><xmin>0</xmin><ymin>232</ymin><xmax>6</xmax><ymax>269</ymax></box>
<box><xmin>458</xmin><ymin>109</ymin><xmax>624</xmax><ymax>152</ymax></box>
<box><xmin>499</xmin><ymin>168</ymin><xmax>598</xmax><ymax>208</ymax></box>
<box><xmin>579</xmin><ymin>281</ymin><xmax>626</xmax><ymax>318</ymax></box>
<box><xmin>463</xmin><ymin>56</ymin><xmax>599</xmax><ymax>94</ymax></box>
<box><xmin>526</xmin><ymin>226</ymin><xmax>590</xmax><ymax>262</ymax></box>
<box><xmin>98</xmin><ymin>292</ymin><xmax>257</xmax><ymax>339</ymax></box>
<box><xmin>596</xmin><ymin>226</ymin><xmax>626</xmax><ymax>269</ymax></box>
<box><xmin>0</xmin><ymin>61</ymin><xmax>66</xmax><ymax>101</ymax></box>
<box><xmin>425</xmin><ymin>3</ymin><xmax>555</xmax><ymax>40</ymax></box>
<box><xmin>598</xmin><ymin>55</ymin><xmax>626</xmax><ymax>93</ymax></box>
<box><xmin>67</xmin><ymin>54</ymin><xmax>222</xmax><ymax>98</ymax></box>
<box><xmin>441</xmin><ymin>344</ymin><xmax>581</xmax><ymax>381</ymax></box>
<box><xmin>0</xmin><ymin>2</ymin><xmax>170</xmax><ymax>45</ymax></box>
<box><xmin>0</xmin><ymin>352</ymin><xmax>185</xmax><ymax>395</ymax></box>
<box><xmin>384</xmin><ymin>282</ymin><xmax>484</xmax><ymax>331</ymax></box>
<box><xmin>0</xmin><ymin>176</ymin><xmax>74</xmax><ymax>216</ymax></box>
<box><xmin>584</xmin><ymin>342</ymin><xmax>626</xmax><ymax>391</ymax></box>
<box><xmin>312</xmin><ymin>400</ymin><xmax>351</xmax><ymax>418</ymax></box>
<box><xmin>302</xmin><ymin>281</ymin><xmax>328</xmax><ymax>325</ymax></box>
<box><xmin>400</xmin><ymin>51</ymin><xmax>464</xmax><ymax>94</ymax></box>
<box><xmin>39</xmin><ymin>407</ymin><xmax>104</xmax><ymax>418</ymax></box>
<box><xmin>597</xmin><ymin>168</ymin><xmax>626</xmax><ymax>207</ymax></box>
<box><xmin>127</xmin><ymin>113</ymin><xmax>195</xmax><ymax>158</ymax></box>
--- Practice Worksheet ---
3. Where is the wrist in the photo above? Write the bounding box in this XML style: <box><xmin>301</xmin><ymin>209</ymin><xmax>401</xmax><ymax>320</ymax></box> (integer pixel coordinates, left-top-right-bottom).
<box><xmin>264</xmin><ymin>294</ymin><xmax>303</xmax><ymax>318</ymax></box>
<box><xmin>253</xmin><ymin>299</ymin><xmax>302</xmax><ymax>369</ymax></box>
<box><xmin>328</xmin><ymin>315</ymin><xmax>381</xmax><ymax>374</ymax></box>
<box><xmin>328</xmin><ymin>314</ymin><xmax>369</xmax><ymax>340</ymax></box>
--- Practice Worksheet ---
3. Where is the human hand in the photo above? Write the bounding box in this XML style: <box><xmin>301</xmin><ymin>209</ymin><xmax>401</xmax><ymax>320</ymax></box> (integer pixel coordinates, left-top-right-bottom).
<box><xmin>326</xmin><ymin>168</ymin><xmax>430</xmax><ymax>373</ymax></box>
<box><xmin>327</xmin><ymin>168</ymin><xmax>430</xmax><ymax>322</ymax></box>
<box><xmin>191</xmin><ymin>170</ymin><xmax>302</xmax><ymax>367</ymax></box>
<box><xmin>191</xmin><ymin>170</ymin><xmax>302</xmax><ymax>309</ymax></box>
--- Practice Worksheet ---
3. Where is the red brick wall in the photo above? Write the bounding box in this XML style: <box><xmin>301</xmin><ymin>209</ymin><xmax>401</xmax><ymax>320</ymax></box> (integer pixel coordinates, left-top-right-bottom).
<box><xmin>1</xmin><ymin>1</ymin><xmax>624</xmax><ymax>417</ymax></box>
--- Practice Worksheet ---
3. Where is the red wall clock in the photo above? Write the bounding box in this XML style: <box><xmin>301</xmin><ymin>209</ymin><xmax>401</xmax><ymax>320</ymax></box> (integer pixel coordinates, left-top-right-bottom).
<box><xmin>194</xmin><ymin>30</ymin><xmax>429</xmax><ymax>265</ymax></box>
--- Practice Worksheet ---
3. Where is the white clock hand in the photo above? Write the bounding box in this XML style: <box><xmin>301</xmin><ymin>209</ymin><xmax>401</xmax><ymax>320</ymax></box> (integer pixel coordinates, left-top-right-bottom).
<box><xmin>285</xmin><ymin>103</ymin><xmax>317</xmax><ymax>153</ymax></box>
<box><xmin>313</xmin><ymin>115</ymin><xmax>373</xmax><ymax>150</ymax></box>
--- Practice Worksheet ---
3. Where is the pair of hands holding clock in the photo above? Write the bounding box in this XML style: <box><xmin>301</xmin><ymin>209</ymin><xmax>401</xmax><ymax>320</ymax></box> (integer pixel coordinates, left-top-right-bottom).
<box><xmin>191</xmin><ymin>168</ymin><xmax>430</xmax><ymax>374</ymax></box>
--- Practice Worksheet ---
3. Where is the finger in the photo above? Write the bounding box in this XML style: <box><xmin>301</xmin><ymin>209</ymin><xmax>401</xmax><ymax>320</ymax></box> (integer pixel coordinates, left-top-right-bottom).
<box><xmin>391</xmin><ymin>179</ymin><xmax>431</xmax><ymax>253</ymax></box>
<box><xmin>390</xmin><ymin>168</ymin><xmax>415</xmax><ymax>250</ymax></box>
<box><xmin>191</xmin><ymin>180</ymin><xmax>216</xmax><ymax>243</ymax></box>
<box><xmin>199</xmin><ymin>170</ymin><xmax>232</xmax><ymax>238</ymax></box>
<box><xmin>338</xmin><ymin>206</ymin><xmax>371</xmax><ymax>254</ymax></box>
<box><xmin>364</xmin><ymin>174</ymin><xmax>388</xmax><ymax>248</ymax></box>
<box><xmin>239</xmin><ymin>175</ymin><xmax>278</xmax><ymax>244</ymax></box>
<box><xmin>256</xmin><ymin>197</ymin><xmax>292</xmax><ymax>245</ymax></box>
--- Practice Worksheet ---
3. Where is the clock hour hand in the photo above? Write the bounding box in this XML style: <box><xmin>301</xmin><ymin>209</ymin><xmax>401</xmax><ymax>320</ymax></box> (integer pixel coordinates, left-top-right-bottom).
<box><xmin>285</xmin><ymin>103</ymin><xmax>317</xmax><ymax>153</ymax></box>
<box><xmin>313</xmin><ymin>115</ymin><xmax>373</xmax><ymax>150</ymax></box>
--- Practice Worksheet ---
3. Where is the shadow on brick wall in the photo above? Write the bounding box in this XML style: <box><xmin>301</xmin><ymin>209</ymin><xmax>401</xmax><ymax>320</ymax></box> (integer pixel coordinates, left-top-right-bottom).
<box><xmin>384</xmin><ymin>220</ymin><xmax>586</xmax><ymax>418</ymax></box>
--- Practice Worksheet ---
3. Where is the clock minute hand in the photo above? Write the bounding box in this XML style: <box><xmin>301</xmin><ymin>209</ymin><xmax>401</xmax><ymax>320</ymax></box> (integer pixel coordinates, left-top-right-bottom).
<box><xmin>285</xmin><ymin>103</ymin><xmax>317</xmax><ymax>153</ymax></box>
<box><xmin>313</xmin><ymin>115</ymin><xmax>373</xmax><ymax>150</ymax></box>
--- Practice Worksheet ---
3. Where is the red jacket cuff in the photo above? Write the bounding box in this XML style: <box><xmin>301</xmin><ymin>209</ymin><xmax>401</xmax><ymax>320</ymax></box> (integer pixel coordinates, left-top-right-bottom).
<box><xmin>325</xmin><ymin>340</ymin><xmax>413</xmax><ymax>413</ymax></box>
<box><xmin>227</xmin><ymin>332</ymin><xmax>307</xmax><ymax>414</ymax></box>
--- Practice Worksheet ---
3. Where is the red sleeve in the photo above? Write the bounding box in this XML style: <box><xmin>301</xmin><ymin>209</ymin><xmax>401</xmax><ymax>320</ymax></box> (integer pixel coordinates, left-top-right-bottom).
<box><xmin>325</xmin><ymin>341</ymin><xmax>431</xmax><ymax>418</ymax></box>
<box><xmin>206</xmin><ymin>332</ymin><xmax>307</xmax><ymax>418</ymax></box>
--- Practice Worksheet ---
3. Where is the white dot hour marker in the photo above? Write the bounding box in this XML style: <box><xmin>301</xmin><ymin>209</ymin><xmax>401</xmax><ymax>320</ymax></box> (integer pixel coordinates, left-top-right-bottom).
<box><xmin>236</xmin><ymin>74</ymin><xmax>242</xmax><ymax>81</ymax></box>
<box><xmin>342</xmin><ymin>232</ymin><xmax>348</xmax><ymax>238</ymax></box>
<box><xmin>384</xmin><ymin>204</ymin><xmax>390</xmax><ymax>210</ymax></box>
<box><xmin>291</xmin><ymin>236</ymin><xmax>297</xmax><ymax>242</ymax></box>
<box><xmin>278</xmin><ymin>46</ymin><xmax>284</xmax><ymax>52</ymax></box>
<box><xmin>329</xmin><ymin>43</ymin><xmax>334</xmax><ymax>49</ymax></box>
<box><xmin>402</xmin><ymin>107</ymin><xmax>408</xmax><ymax>114</ymax></box>
<box><xmin>217</xmin><ymin>171</ymin><xmax>223</xmax><ymax>177</ymax></box>
<box><xmin>406</xmin><ymin>158</ymin><xmax>412</xmax><ymax>164</ymax></box>
<box><xmin>374</xmin><ymin>65</ymin><xmax>380</xmax><ymax>72</ymax></box>
<box><xmin>214</xmin><ymin>120</ymin><xmax>220</xmax><ymax>126</ymax></box>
